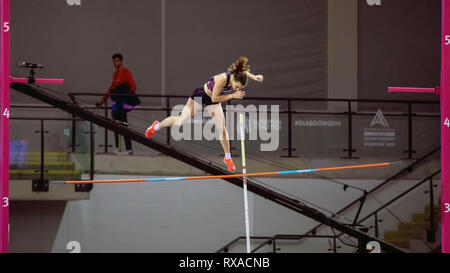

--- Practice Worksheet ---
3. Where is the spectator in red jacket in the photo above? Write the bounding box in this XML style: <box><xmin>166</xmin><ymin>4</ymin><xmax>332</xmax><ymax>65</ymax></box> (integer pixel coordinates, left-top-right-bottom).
<box><xmin>96</xmin><ymin>53</ymin><xmax>137</xmax><ymax>155</ymax></box>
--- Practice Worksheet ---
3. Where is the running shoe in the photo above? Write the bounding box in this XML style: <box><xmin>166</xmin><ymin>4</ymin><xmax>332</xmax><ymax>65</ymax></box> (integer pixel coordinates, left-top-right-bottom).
<box><xmin>223</xmin><ymin>157</ymin><xmax>236</xmax><ymax>173</ymax></box>
<box><xmin>145</xmin><ymin>121</ymin><xmax>160</xmax><ymax>139</ymax></box>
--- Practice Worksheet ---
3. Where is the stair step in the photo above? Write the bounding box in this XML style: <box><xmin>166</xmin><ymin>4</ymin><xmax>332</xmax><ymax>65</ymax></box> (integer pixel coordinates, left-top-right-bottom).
<box><xmin>10</xmin><ymin>161</ymin><xmax>75</xmax><ymax>170</ymax></box>
<box><xmin>385</xmin><ymin>205</ymin><xmax>441</xmax><ymax>251</ymax></box>
<box><xmin>385</xmin><ymin>238</ymin><xmax>410</xmax><ymax>248</ymax></box>
<box><xmin>398</xmin><ymin>221</ymin><xmax>429</xmax><ymax>231</ymax></box>
<box><xmin>412</xmin><ymin>213</ymin><xmax>440</xmax><ymax>222</ymax></box>
<box><xmin>10</xmin><ymin>152</ymin><xmax>71</xmax><ymax>162</ymax></box>
<box><xmin>384</xmin><ymin>229</ymin><xmax>423</xmax><ymax>240</ymax></box>
<box><xmin>10</xmin><ymin>169</ymin><xmax>82</xmax><ymax>180</ymax></box>
<box><xmin>424</xmin><ymin>204</ymin><xmax>441</xmax><ymax>214</ymax></box>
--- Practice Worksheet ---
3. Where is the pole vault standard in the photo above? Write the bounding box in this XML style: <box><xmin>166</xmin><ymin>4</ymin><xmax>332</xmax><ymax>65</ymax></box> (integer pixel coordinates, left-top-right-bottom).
<box><xmin>0</xmin><ymin>0</ymin><xmax>10</xmax><ymax>255</ymax></box>
<box><xmin>388</xmin><ymin>0</ymin><xmax>450</xmax><ymax>253</ymax></box>
<box><xmin>0</xmin><ymin>0</ymin><xmax>64</xmax><ymax>253</ymax></box>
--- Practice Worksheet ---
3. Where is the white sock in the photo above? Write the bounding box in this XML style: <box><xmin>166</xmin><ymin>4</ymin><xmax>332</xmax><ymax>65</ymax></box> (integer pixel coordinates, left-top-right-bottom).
<box><xmin>225</xmin><ymin>153</ymin><xmax>231</xmax><ymax>159</ymax></box>
<box><xmin>154</xmin><ymin>123</ymin><xmax>160</xmax><ymax>131</ymax></box>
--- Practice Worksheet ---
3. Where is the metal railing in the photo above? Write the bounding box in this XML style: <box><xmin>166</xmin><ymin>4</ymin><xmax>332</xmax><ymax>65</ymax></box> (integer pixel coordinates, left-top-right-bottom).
<box><xmin>352</xmin><ymin>170</ymin><xmax>441</xmax><ymax>244</ymax></box>
<box><xmin>216</xmin><ymin>234</ymin><xmax>338</xmax><ymax>253</ymax></box>
<box><xmin>304</xmin><ymin>146</ymin><xmax>441</xmax><ymax>237</ymax></box>
<box><xmin>66</xmin><ymin>93</ymin><xmax>440</xmax><ymax>159</ymax></box>
<box><xmin>218</xmin><ymin>169</ymin><xmax>441</xmax><ymax>253</ymax></box>
<box><xmin>8</xmin><ymin>93</ymin><xmax>440</xmax><ymax>159</ymax></box>
<box><xmin>10</xmin><ymin>117</ymin><xmax>95</xmax><ymax>192</ymax></box>
<box><xmin>217</xmin><ymin>146</ymin><xmax>441</xmax><ymax>252</ymax></box>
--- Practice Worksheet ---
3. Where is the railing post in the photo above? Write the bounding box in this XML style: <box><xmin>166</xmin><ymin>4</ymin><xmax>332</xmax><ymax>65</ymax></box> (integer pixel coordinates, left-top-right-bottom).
<box><xmin>374</xmin><ymin>212</ymin><xmax>379</xmax><ymax>238</ymax></box>
<box><xmin>404</xmin><ymin>102</ymin><xmax>416</xmax><ymax>160</ymax></box>
<box><xmin>69</xmin><ymin>94</ymin><xmax>77</xmax><ymax>153</ymax></box>
<box><xmin>272</xmin><ymin>238</ymin><xmax>276</xmax><ymax>253</ymax></box>
<box><xmin>166</xmin><ymin>97</ymin><xmax>171</xmax><ymax>146</ymax></box>
<box><xmin>90</xmin><ymin>122</ymin><xmax>95</xmax><ymax>180</ymax></box>
<box><xmin>352</xmin><ymin>193</ymin><xmax>367</xmax><ymax>227</ymax></box>
<box><xmin>97</xmin><ymin>100</ymin><xmax>110</xmax><ymax>154</ymax></box>
<box><xmin>72</xmin><ymin>114</ymin><xmax>76</xmax><ymax>153</ymax></box>
<box><xmin>333</xmin><ymin>236</ymin><xmax>337</xmax><ymax>253</ymax></box>
<box><xmin>32</xmin><ymin>119</ymin><xmax>49</xmax><ymax>192</ymax></box>
<box><xmin>282</xmin><ymin>99</ymin><xmax>297</xmax><ymax>157</ymax></box>
<box><xmin>40</xmin><ymin>119</ymin><xmax>44</xmax><ymax>183</ymax></box>
<box><xmin>104</xmin><ymin>101</ymin><xmax>108</xmax><ymax>154</ymax></box>
<box><xmin>427</xmin><ymin>177</ymin><xmax>436</xmax><ymax>242</ymax></box>
<box><xmin>342</xmin><ymin>100</ymin><xmax>358</xmax><ymax>159</ymax></box>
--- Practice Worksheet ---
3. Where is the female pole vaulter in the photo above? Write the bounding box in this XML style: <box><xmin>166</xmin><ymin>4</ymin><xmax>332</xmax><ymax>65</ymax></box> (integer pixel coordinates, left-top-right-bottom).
<box><xmin>145</xmin><ymin>57</ymin><xmax>264</xmax><ymax>173</ymax></box>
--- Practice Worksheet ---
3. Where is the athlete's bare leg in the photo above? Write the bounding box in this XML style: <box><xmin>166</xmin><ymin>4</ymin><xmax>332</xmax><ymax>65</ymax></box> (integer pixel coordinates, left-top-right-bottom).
<box><xmin>159</xmin><ymin>98</ymin><xmax>201</xmax><ymax>128</ymax></box>
<box><xmin>206</xmin><ymin>103</ymin><xmax>230</xmax><ymax>155</ymax></box>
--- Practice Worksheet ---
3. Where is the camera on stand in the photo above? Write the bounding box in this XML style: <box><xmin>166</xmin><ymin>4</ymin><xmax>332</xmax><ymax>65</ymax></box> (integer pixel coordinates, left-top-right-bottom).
<box><xmin>16</xmin><ymin>61</ymin><xmax>44</xmax><ymax>84</ymax></box>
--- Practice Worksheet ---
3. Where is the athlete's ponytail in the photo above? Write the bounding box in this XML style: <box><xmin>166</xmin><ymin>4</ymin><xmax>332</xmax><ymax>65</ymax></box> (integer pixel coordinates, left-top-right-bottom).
<box><xmin>229</xmin><ymin>56</ymin><xmax>250</xmax><ymax>74</ymax></box>
<box><xmin>228</xmin><ymin>56</ymin><xmax>250</xmax><ymax>86</ymax></box>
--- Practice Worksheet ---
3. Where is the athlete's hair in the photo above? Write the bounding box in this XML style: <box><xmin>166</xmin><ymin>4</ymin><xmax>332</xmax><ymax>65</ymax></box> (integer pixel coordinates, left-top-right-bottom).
<box><xmin>228</xmin><ymin>56</ymin><xmax>250</xmax><ymax>86</ymax></box>
<box><xmin>112</xmin><ymin>53</ymin><xmax>123</xmax><ymax>61</ymax></box>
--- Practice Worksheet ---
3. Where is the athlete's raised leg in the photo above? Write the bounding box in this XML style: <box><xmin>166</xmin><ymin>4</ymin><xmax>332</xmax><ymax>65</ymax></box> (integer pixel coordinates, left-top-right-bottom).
<box><xmin>146</xmin><ymin>98</ymin><xmax>201</xmax><ymax>138</ymax></box>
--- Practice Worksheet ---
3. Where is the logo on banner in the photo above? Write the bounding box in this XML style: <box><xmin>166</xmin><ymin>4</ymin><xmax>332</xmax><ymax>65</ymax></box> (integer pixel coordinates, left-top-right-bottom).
<box><xmin>364</xmin><ymin>109</ymin><xmax>396</xmax><ymax>148</ymax></box>
<box><xmin>294</xmin><ymin>120</ymin><xmax>342</xmax><ymax>128</ymax></box>
<box><xmin>370</xmin><ymin>109</ymin><xmax>389</xmax><ymax>128</ymax></box>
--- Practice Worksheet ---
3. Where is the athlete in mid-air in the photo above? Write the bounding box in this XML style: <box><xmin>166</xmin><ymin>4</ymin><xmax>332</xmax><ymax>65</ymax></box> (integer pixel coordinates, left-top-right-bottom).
<box><xmin>145</xmin><ymin>56</ymin><xmax>264</xmax><ymax>173</ymax></box>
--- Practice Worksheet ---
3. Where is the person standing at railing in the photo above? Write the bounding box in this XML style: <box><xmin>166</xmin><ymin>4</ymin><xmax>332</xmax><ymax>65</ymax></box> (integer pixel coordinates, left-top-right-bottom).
<box><xmin>96</xmin><ymin>53</ymin><xmax>140</xmax><ymax>155</ymax></box>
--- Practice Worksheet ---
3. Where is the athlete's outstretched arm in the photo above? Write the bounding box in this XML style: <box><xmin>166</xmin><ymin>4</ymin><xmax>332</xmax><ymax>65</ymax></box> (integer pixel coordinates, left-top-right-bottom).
<box><xmin>246</xmin><ymin>71</ymin><xmax>264</xmax><ymax>83</ymax></box>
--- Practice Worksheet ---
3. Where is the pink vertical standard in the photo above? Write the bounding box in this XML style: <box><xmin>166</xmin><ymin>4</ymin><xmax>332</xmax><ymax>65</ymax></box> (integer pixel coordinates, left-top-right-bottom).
<box><xmin>441</xmin><ymin>0</ymin><xmax>450</xmax><ymax>254</ymax></box>
<box><xmin>389</xmin><ymin>0</ymin><xmax>450</xmax><ymax>253</ymax></box>
<box><xmin>0</xmin><ymin>0</ymin><xmax>11</xmax><ymax>253</ymax></box>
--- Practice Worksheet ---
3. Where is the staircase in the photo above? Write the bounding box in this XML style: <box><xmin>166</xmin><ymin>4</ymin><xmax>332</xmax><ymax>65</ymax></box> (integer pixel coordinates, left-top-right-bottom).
<box><xmin>10</xmin><ymin>152</ymin><xmax>81</xmax><ymax>181</ymax></box>
<box><xmin>384</xmin><ymin>204</ymin><xmax>440</xmax><ymax>250</ymax></box>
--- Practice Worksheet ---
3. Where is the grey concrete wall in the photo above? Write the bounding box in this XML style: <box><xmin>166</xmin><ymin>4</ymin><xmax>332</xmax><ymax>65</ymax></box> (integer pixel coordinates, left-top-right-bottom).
<box><xmin>10</xmin><ymin>0</ymin><xmax>161</xmax><ymax>104</ymax></box>
<box><xmin>10</xmin><ymin>201</ymin><xmax>66</xmax><ymax>253</ymax></box>
<box><xmin>358</xmin><ymin>0</ymin><xmax>441</xmax><ymax>105</ymax></box>
<box><xmin>10</xmin><ymin>0</ymin><xmax>327</xmax><ymax>104</ymax></box>
<box><xmin>327</xmin><ymin>0</ymin><xmax>358</xmax><ymax>112</ymax></box>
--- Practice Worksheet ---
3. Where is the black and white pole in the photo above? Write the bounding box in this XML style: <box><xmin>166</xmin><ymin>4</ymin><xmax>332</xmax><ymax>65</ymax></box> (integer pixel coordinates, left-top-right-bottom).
<box><xmin>239</xmin><ymin>113</ymin><xmax>251</xmax><ymax>253</ymax></box>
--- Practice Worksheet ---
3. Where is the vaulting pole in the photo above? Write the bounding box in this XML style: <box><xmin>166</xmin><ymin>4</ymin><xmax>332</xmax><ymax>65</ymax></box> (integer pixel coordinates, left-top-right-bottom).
<box><xmin>239</xmin><ymin>113</ymin><xmax>251</xmax><ymax>253</ymax></box>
